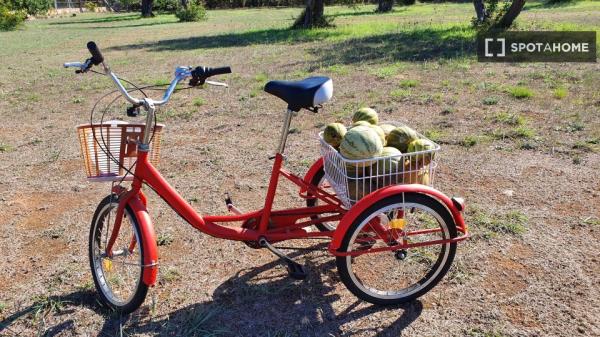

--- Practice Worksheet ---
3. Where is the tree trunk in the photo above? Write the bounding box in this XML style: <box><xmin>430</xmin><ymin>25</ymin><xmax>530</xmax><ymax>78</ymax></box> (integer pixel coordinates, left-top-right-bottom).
<box><xmin>293</xmin><ymin>0</ymin><xmax>327</xmax><ymax>29</ymax></box>
<box><xmin>180</xmin><ymin>0</ymin><xmax>189</xmax><ymax>9</ymax></box>
<box><xmin>376</xmin><ymin>0</ymin><xmax>393</xmax><ymax>13</ymax></box>
<box><xmin>473</xmin><ymin>0</ymin><xmax>486</xmax><ymax>22</ymax></box>
<box><xmin>496</xmin><ymin>0</ymin><xmax>526</xmax><ymax>29</ymax></box>
<box><xmin>141</xmin><ymin>0</ymin><xmax>154</xmax><ymax>17</ymax></box>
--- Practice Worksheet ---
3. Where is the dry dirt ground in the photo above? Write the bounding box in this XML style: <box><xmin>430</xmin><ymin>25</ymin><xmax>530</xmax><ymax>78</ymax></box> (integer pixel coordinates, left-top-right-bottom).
<box><xmin>0</xmin><ymin>2</ymin><xmax>599</xmax><ymax>337</ymax></box>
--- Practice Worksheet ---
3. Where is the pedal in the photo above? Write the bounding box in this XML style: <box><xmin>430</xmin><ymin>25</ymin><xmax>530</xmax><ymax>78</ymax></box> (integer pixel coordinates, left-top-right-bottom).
<box><xmin>259</xmin><ymin>237</ymin><xmax>308</xmax><ymax>280</ymax></box>
<box><xmin>285</xmin><ymin>260</ymin><xmax>307</xmax><ymax>280</ymax></box>
<box><xmin>224</xmin><ymin>193</ymin><xmax>242</xmax><ymax>215</ymax></box>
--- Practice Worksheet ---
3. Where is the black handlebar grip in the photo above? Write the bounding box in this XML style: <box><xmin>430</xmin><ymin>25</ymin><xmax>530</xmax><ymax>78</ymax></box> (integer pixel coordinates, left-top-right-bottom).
<box><xmin>206</xmin><ymin>66</ymin><xmax>232</xmax><ymax>77</ymax></box>
<box><xmin>86</xmin><ymin>41</ymin><xmax>104</xmax><ymax>65</ymax></box>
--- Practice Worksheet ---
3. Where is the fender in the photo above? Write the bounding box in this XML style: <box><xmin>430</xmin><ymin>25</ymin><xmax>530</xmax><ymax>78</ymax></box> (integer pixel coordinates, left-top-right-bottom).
<box><xmin>128</xmin><ymin>195</ymin><xmax>159</xmax><ymax>286</ymax></box>
<box><xmin>300</xmin><ymin>157</ymin><xmax>324</xmax><ymax>195</ymax></box>
<box><xmin>329</xmin><ymin>184</ymin><xmax>465</xmax><ymax>251</ymax></box>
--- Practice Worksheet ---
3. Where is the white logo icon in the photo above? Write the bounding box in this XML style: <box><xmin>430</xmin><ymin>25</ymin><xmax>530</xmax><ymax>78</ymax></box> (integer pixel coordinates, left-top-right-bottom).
<box><xmin>484</xmin><ymin>38</ymin><xmax>506</xmax><ymax>57</ymax></box>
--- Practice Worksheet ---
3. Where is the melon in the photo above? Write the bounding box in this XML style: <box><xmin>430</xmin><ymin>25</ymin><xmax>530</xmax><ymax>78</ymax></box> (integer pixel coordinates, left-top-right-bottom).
<box><xmin>369</xmin><ymin>125</ymin><xmax>387</xmax><ymax>146</ymax></box>
<box><xmin>402</xmin><ymin>165</ymin><xmax>431</xmax><ymax>185</ymax></box>
<box><xmin>374</xmin><ymin>147</ymin><xmax>403</xmax><ymax>185</ymax></box>
<box><xmin>352</xmin><ymin>107</ymin><xmax>379</xmax><ymax>125</ymax></box>
<box><xmin>323</xmin><ymin>122</ymin><xmax>347</xmax><ymax>148</ymax></box>
<box><xmin>387</xmin><ymin>126</ymin><xmax>419</xmax><ymax>152</ymax></box>
<box><xmin>407</xmin><ymin>138</ymin><xmax>436</xmax><ymax>166</ymax></box>
<box><xmin>347</xmin><ymin>179</ymin><xmax>371</xmax><ymax>202</ymax></box>
<box><xmin>379</xmin><ymin>124</ymin><xmax>396</xmax><ymax>138</ymax></box>
<box><xmin>351</xmin><ymin>121</ymin><xmax>371</xmax><ymax>128</ymax></box>
<box><xmin>340</xmin><ymin>125</ymin><xmax>383</xmax><ymax>167</ymax></box>
<box><xmin>346</xmin><ymin>164</ymin><xmax>370</xmax><ymax>178</ymax></box>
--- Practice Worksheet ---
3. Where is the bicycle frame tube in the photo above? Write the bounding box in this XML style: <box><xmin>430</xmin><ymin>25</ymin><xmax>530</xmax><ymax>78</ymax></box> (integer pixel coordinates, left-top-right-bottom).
<box><xmin>118</xmin><ymin>151</ymin><xmax>344</xmax><ymax>243</ymax></box>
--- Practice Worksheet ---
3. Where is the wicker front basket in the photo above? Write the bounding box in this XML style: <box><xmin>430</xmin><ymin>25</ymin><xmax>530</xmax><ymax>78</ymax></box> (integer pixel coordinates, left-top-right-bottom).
<box><xmin>76</xmin><ymin>121</ymin><xmax>164</xmax><ymax>182</ymax></box>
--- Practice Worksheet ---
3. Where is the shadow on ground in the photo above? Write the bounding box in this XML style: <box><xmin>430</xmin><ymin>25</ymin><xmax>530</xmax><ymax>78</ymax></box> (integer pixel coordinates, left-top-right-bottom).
<box><xmin>108</xmin><ymin>25</ymin><xmax>474</xmax><ymax>62</ymax></box>
<box><xmin>0</xmin><ymin>245</ymin><xmax>423</xmax><ymax>336</ymax></box>
<box><xmin>308</xmin><ymin>26</ymin><xmax>475</xmax><ymax>65</ymax></box>
<box><xmin>50</xmin><ymin>14</ymin><xmax>142</xmax><ymax>25</ymax></box>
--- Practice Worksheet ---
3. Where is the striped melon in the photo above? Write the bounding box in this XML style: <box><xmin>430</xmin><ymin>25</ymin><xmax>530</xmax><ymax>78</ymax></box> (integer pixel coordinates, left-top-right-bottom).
<box><xmin>407</xmin><ymin>138</ymin><xmax>436</xmax><ymax>166</ymax></box>
<box><xmin>387</xmin><ymin>126</ymin><xmax>419</xmax><ymax>152</ymax></box>
<box><xmin>352</xmin><ymin>107</ymin><xmax>379</xmax><ymax>125</ymax></box>
<box><xmin>369</xmin><ymin>125</ymin><xmax>386</xmax><ymax>146</ymax></box>
<box><xmin>323</xmin><ymin>122</ymin><xmax>347</xmax><ymax>148</ymax></box>
<box><xmin>339</xmin><ymin>125</ymin><xmax>383</xmax><ymax>167</ymax></box>
<box><xmin>351</xmin><ymin>121</ymin><xmax>371</xmax><ymax>128</ymax></box>
<box><xmin>347</xmin><ymin>179</ymin><xmax>371</xmax><ymax>202</ymax></box>
<box><xmin>346</xmin><ymin>164</ymin><xmax>370</xmax><ymax>178</ymax></box>
<box><xmin>379</xmin><ymin>124</ymin><xmax>396</xmax><ymax>138</ymax></box>
<box><xmin>374</xmin><ymin>147</ymin><xmax>403</xmax><ymax>184</ymax></box>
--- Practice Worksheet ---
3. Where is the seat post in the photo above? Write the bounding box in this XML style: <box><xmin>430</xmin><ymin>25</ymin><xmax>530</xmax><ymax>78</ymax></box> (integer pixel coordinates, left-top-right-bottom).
<box><xmin>276</xmin><ymin>108</ymin><xmax>295</xmax><ymax>155</ymax></box>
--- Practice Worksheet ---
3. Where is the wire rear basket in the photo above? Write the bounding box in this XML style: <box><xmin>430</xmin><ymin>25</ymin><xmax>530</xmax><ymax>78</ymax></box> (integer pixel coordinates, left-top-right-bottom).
<box><xmin>76</xmin><ymin>121</ymin><xmax>164</xmax><ymax>182</ymax></box>
<box><xmin>319</xmin><ymin>122</ymin><xmax>440</xmax><ymax>208</ymax></box>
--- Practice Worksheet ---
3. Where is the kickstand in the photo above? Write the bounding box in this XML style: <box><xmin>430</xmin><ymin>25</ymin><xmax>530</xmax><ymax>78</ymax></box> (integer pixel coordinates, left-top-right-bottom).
<box><xmin>259</xmin><ymin>237</ymin><xmax>307</xmax><ymax>280</ymax></box>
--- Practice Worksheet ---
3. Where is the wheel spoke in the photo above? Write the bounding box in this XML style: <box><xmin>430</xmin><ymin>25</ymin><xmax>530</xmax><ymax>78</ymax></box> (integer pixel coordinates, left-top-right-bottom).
<box><xmin>337</xmin><ymin>195</ymin><xmax>457</xmax><ymax>304</ymax></box>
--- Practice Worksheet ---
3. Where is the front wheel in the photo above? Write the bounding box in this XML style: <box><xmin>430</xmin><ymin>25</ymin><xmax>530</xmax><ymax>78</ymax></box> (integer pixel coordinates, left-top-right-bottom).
<box><xmin>336</xmin><ymin>192</ymin><xmax>457</xmax><ymax>305</ymax></box>
<box><xmin>89</xmin><ymin>195</ymin><xmax>148</xmax><ymax>314</ymax></box>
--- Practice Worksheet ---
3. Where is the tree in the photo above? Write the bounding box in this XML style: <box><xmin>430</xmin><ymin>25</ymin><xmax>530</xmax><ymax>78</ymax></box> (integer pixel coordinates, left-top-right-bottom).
<box><xmin>141</xmin><ymin>0</ymin><xmax>154</xmax><ymax>17</ymax></box>
<box><xmin>472</xmin><ymin>0</ymin><xmax>526</xmax><ymax>30</ymax></box>
<box><xmin>292</xmin><ymin>0</ymin><xmax>329</xmax><ymax>29</ymax></box>
<box><xmin>376</xmin><ymin>0</ymin><xmax>393</xmax><ymax>13</ymax></box>
<box><xmin>473</xmin><ymin>0</ymin><xmax>487</xmax><ymax>23</ymax></box>
<box><xmin>496</xmin><ymin>0</ymin><xmax>526</xmax><ymax>29</ymax></box>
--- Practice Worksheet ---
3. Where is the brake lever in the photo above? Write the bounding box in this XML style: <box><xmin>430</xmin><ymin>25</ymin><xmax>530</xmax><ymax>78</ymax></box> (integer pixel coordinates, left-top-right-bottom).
<box><xmin>205</xmin><ymin>80</ymin><xmax>228</xmax><ymax>88</ymax></box>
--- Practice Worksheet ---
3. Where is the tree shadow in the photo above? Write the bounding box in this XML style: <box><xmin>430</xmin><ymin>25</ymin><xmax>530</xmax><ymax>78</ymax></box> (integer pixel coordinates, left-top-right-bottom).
<box><xmin>49</xmin><ymin>14</ymin><xmax>142</xmax><ymax>25</ymax></box>
<box><xmin>308</xmin><ymin>25</ymin><xmax>475</xmax><ymax>65</ymax></box>
<box><xmin>328</xmin><ymin>7</ymin><xmax>408</xmax><ymax>18</ymax></box>
<box><xmin>107</xmin><ymin>27</ymin><xmax>345</xmax><ymax>52</ymax></box>
<box><xmin>107</xmin><ymin>23</ymin><xmax>474</xmax><ymax>63</ymax></box>
<box><xmin>87</xmin><ymin>20</ymin><xmax>179</xmax><ymax>29</ymax></box>
<box><xmin>523</xmin><ymin>0</ymin><xmax>582</xmax><ymax>11</ymax></box>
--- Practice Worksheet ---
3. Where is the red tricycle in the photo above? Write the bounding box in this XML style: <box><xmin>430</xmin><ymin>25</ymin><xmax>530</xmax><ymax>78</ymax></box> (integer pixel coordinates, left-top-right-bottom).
<box><xmin>66</xmin><ymin>42</ymin><xmax>469</xmax><ymax>314</ymax></box>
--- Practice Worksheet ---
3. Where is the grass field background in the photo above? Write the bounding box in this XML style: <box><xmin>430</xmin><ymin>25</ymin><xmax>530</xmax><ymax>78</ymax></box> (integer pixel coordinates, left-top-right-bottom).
<box><xmin>0</xmin><ymin>1</ymin><xmax>599</xmax><ymax>336</ymax></box>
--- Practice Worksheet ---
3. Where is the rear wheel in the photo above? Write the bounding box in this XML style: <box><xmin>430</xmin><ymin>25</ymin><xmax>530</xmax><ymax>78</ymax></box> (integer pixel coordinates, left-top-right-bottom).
<box><xmin>89</xmin><ymin>195</ymin><xmax>148</xmax><ymax>314</ymax></box>
<box><xmin>336</xmin><ymin>193</ymin><xmax>457</xmax><ymax>305</ymax></box>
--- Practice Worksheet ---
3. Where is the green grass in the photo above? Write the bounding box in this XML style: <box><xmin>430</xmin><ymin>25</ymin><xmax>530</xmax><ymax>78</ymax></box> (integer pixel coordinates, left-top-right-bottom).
<box><xmin>512</xmin><ymin>125</ymin><xmax>536</xmax><ymax>139</ymax></box>
<box><xmin>157</xmin><ymin>233</ymin><xmax>174</xmax><ymax>246</ymax></box>
<box><xmin>466</xmin><ymin>328</ymin><xmax>507</xmax><ymax>337</ymax></box>
<box><xmin>567</xmin><ymin>120</ymin><xmax>584</xmax><ymax>132</ymax></box>
<box><xmin>461</xmin><ymin>135</ymin><xmax>479</xmax><ymax>147</ymax></box>
<box><xmin>161</xmin><ymin>268</ymin><xmax>181</xmax><ymax>283</ymax></box>
<box><xmin>390</xmin><ymin>89</ymin><xmax>411</xmax><ymax>100</ymax></box>
<box><xmin>506</xmin><ymin>86</ymin><xmax>534</xmax><ymax>99</ymax></box>
<box><xmin>0</xmin><ymin>142</ymin><xmax>12</xmax><ymax>153</ymax></box>
<box><xmin>494</xmin><ymin>112</ymin><xmax>525</xmax><ymax>126</ymax></box>
<box><xmin>468</xmin><ymin>207</ymin><xmax>528</xmax><ymax>239</ymax></box>
<box><xmin>423</xmin><ymin>129</ymin><xmax>444</xmax><ymax>142</ymax></box>
<box><xmin>192</xmin><ymin>97</ymin><xmax>205</xmax><ymax>107</ymax></box>
<box><xmin>31</xmin><ymin>295</ymin><xmax>65</xmax><ymax>320</ymax></box>
<box><xmin>399</xmin><ymin>79</ymin><xmax>419</xmax><ymax>88</ymax></box>
<box><xmin>482</xmin><ymin>97</ymin><xmax>499</xmax><ymax>106</ymax></box>
<box><xmin>370</xmin><ymin>64</ymin><xmax>399</xmax><ymax>79</ymax></box>
<box><xmin>553</xmin><ymin>87</ymin><xmax>568</xmax><ymax>99</ymax></box>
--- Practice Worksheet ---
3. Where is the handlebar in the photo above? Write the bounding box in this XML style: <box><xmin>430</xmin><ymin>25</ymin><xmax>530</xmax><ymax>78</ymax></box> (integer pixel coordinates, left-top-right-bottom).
<box><xmin>64</xmin><ymin>41</ymin><xmax>231</xmax><ymax>108</ymax></box>
<box><xmin>86</xmin><ymin>41</ymin><xmax>104</xmax><ymax>65</ymax></box>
